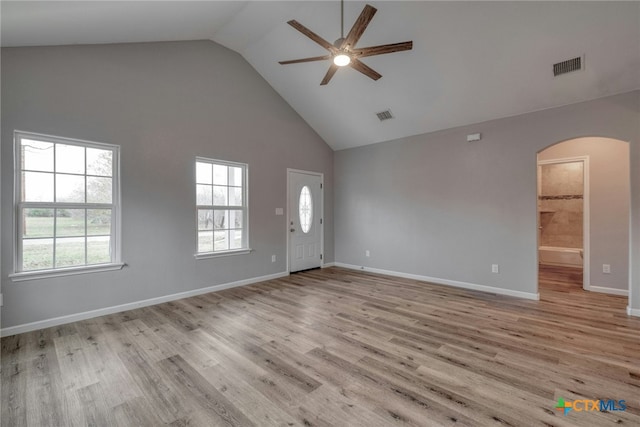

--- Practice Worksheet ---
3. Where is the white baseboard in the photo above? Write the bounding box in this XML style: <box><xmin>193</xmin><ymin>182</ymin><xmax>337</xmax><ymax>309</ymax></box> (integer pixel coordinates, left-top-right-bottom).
<box><xmin>334</xmin><ymin>263</ymin><xmax>539</xmax><ymax>301</ymax></box>
<box><xmin>1</xmin><ymin>271</ymin><xmax>289</xmax><ymax>337</ymax></box>
<box><xmin>322</xmin><ymin>262</ymin><xmax>336</xmax><ymax>268</ymax></box>
<box><xmin>628</xmin><ymin>306</ymin><xmax>640</xmax><ymax>317</ymax></box>
<box><xmin>588</xmin><ymin>285</ymin><xmax>629</xmax><ymax>296</ymax></box>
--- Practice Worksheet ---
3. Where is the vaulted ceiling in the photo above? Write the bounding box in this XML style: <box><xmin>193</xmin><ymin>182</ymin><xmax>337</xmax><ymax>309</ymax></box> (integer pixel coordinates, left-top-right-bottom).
<box><xmin>3</xmin><ymin>1</ymin><xmax>639</xmax><ymax>150</ymax></box>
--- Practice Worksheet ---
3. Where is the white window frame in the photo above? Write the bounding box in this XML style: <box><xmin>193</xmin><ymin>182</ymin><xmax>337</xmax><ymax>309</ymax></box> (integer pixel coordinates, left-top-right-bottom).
<box><xmin>10</xmin><ymin>131</ymin><xmax>123</xmax><ymax>281</ymax></box>
<box><xmin>195</xmin><ymin>157</ymin><xmax>250</xmax><ymax>259</ymax></box>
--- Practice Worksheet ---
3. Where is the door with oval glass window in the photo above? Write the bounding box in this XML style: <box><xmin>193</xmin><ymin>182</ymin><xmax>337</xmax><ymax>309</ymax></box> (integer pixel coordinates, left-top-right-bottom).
<box><xmin>288</xmin><ymin>170</ymin><xmax>323</xmax><ymax>272</ymax></box>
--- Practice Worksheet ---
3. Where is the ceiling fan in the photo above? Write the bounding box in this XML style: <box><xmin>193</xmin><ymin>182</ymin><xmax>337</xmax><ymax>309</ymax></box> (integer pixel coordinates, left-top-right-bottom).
<box><xmin>279</xmin><ymin>1</ymin><xmax>413</xmax><ymax>85</ymax></box>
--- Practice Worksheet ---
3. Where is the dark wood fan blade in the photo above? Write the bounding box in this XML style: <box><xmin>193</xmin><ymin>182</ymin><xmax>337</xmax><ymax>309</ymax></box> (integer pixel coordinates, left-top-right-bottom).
<box><xmin>353</xmin><ymin>41</ymin><xmax>413</xmax><ymax>58</ymax></box>
<box><xmin>287</xmin><ymin>20</ymin><xmax>337</xmax><ymax>53</ymax></box>
<box><xmin>342</xmin><ymin>4</ymin><xmax>377</xmax><ymax>49</ymax></box>
<box><xmin>320</xmin><ymin>64</ymin><xmax>339</xmax><ymax>85</ymax></box>
<box><xmin>349</xmin><ymin>59</ymin><xmax>382</xmax><ymax>81</ymax></box>
<box><xmin>279</xmin><ymin>55</ymin><xmax>331</xmax><ymax>65</ymax></box>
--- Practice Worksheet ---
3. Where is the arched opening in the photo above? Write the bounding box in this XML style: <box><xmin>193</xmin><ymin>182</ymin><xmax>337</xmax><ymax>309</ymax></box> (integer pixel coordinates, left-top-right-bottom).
<box><xmin>536</xmin><ymin>137</ymin><xmax>630</xmax><ymax>307</ymax></box>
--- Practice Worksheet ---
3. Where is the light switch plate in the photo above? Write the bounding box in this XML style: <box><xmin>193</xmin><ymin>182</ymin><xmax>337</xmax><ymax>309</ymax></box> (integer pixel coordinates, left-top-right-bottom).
<box><xmin>275</xmin><ymin>208</ymin><xmax>283</xmax><ymax>215</ymax></box>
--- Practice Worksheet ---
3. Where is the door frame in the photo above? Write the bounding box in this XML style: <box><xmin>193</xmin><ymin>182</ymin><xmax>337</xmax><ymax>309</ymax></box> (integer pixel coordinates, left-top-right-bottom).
<box><xmin>286</xmin><ymin>169</ymin><xmax>324</xmax><ymax>273</ymax></box>
<box><xmin>537</xmin><ymin>156</ymin><xmax>590</xmax><ymax>291</ymax></box>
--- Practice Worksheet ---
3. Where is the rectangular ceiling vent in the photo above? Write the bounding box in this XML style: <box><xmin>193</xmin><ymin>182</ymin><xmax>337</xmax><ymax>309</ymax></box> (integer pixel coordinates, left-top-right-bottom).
<box><xmin>553</xmin><ymin>56</ymin><xmax>583</xmax><ymax>76</ymax></box>
<box><xmin>376</xmin><ymin>110</ymin><xmax>394</xmax><ymax>121</ymax></box>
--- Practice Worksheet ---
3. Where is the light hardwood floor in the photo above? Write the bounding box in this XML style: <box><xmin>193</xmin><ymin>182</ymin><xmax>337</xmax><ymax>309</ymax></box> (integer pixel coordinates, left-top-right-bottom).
<box><xmin>2</xmin><ymin>267</ymin><xmax>639</xmax><ymax>426</ymax></box>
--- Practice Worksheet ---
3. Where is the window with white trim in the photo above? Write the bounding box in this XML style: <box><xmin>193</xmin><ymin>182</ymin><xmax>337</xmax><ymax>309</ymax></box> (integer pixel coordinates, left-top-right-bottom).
<box><xmin>196</xmin><ymin>158</ymin><xmax>248</xmax><ymax>255</ymax></box>
<box><xmin>14</xmin><ymin>131</ymin><xmax>121</xmax><ymax>274</ymax></box>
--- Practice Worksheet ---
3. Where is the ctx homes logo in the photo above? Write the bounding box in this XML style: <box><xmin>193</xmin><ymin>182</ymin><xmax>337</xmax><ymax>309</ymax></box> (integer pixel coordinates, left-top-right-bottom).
<box><xmin>555</xmin><ymin>397</ymin><xmax>627</xmax><ymax>416</ymax></box>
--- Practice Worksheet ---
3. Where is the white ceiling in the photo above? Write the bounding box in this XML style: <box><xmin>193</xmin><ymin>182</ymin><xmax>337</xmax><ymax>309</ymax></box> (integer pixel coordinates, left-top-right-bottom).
<box><xmin>2</xmin><ymin>1</ymin><xmax>639</xmax><ymax>150</ymax></box>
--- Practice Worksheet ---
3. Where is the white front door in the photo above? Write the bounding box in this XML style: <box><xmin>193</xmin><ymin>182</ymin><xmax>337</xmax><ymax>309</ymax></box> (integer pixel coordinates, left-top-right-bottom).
<box><xmin>288</xmin><ymin>170</ymin><xmax>322</xmax><ymax>272</ymax></box>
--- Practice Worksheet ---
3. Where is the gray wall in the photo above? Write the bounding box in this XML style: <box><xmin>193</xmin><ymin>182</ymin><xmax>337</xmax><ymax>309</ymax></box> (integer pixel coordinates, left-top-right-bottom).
<box><xmin>539</xmin><ymin>137</ymin><xmax>630</xmax><ymax>291</ymax></box>
<box><xmin>1</xmin><ymin>40</ymin><xmax>334</xmax><ymax>329</ymax></box>
<box><xmin>334</xmin><ymin>91</ymin><xmax>640</xmax><ymax>303</ymax></box>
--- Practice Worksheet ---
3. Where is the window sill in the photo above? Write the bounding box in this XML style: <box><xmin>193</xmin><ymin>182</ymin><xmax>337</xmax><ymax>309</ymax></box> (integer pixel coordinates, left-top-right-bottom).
<box><xmin>9</xmin><ymin>263</ymin><xmax>126</xmax><ymax>282</ymax></box>
<box><xmin>195</xmin><ymin>249</ymin><xmax>253</xmax><ymax>260</ymax></box>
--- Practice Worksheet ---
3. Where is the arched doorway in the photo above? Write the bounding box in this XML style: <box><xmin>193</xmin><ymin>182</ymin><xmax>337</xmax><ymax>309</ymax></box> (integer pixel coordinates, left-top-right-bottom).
<box><xmin>536</xmin><ymin>137</ymin><xmax>630</xmax><ymax>305</ymax></box>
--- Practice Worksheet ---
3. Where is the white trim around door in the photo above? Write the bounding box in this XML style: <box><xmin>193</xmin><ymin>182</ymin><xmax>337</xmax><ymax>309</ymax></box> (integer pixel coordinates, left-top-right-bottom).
<box><xmin>287</xmin><ymin>169</ymin><xmax>324</xmax><ymax>273</ymax></box>
<box><xmin>537</xmin><ymin>156</ymin><xmax>590</xmax><ymax>292</ymax></box>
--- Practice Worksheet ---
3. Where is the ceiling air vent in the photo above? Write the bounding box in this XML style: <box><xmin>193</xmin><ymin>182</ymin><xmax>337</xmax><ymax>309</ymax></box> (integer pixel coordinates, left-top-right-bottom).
<box><xmin>376</xmin><ymin>110</ymin><xmax>394</xmax><ymax>121</ymax></box>
<box><xmin>553</xmin><ymin>56</ymin><xmax>583</xmax><ymax>76</ymax></box>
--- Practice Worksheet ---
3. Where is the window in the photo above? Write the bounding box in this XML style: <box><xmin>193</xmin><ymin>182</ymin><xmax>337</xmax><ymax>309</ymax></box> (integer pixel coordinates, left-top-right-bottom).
<box><xmin>195</xmin><ymin>158</ymin><xmax>248</xmax><ymax>256</ymax></box>
<box><xmin>13</xmin><ymin>131</ymin><xmax>121</xmax><ymax>278</ymax></box>
<box><xmin>299</xmin><ymin>186</ymin><xmax>312</xmax><ymax>234</ymax></box>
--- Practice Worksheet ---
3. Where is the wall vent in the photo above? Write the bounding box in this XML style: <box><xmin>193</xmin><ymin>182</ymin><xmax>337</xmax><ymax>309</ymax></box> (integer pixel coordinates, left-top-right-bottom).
<box><xmin>376</xmin><ymin>110</ymin><xmax>394</xmax><ymax>121</ymax></box>
<box><xmin>553</xmin><ymin>56</ymin><xmax>583</xmax><ymax>76</ymax></box>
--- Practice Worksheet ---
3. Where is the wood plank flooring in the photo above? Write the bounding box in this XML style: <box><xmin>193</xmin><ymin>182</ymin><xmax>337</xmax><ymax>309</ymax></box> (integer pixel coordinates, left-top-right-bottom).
<box><xmin>2</xmin><ymin>266</ymin><xmax>639</xmax><ymax>426</ymax></box>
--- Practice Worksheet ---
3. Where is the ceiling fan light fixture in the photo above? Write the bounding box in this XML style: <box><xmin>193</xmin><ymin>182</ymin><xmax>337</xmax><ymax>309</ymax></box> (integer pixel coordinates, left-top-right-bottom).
<box><xmin>333</xmin><ymin>53</ymin><xmax>351</xmax><ymax>67</ymax></box>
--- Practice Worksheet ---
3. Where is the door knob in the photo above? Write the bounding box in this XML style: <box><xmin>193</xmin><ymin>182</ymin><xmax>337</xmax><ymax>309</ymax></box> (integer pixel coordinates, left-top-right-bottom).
<box><xmin>290</xmin><ymin>228</ymin><xmax>295</xmax><ymax>232</ymax></box>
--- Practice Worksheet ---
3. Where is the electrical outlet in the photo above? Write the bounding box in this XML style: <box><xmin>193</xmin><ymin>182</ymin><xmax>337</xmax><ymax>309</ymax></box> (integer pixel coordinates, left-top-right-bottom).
<box><xmin>271</xmin><ymin>255</ymin><xmax>276</xmax><ymax>263</ymax></box>
<box><xmin>603</xmin><ymin>264</ymin><xmax>611</xmax><ymax>274</ymax></box>
<box><xmin>491</xmin><ymin>264</ymin><xmax>499</xmax><ymax>274</ymax></box>
<box><xmin>365</xmin><ymin>250</ymin><xmax>370</xmax><ymax>257</ymax></box>
<box><xmin>275</xmin><ymin>208</ymin><xmax>283</xmax><ymax>216</ymax></box>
